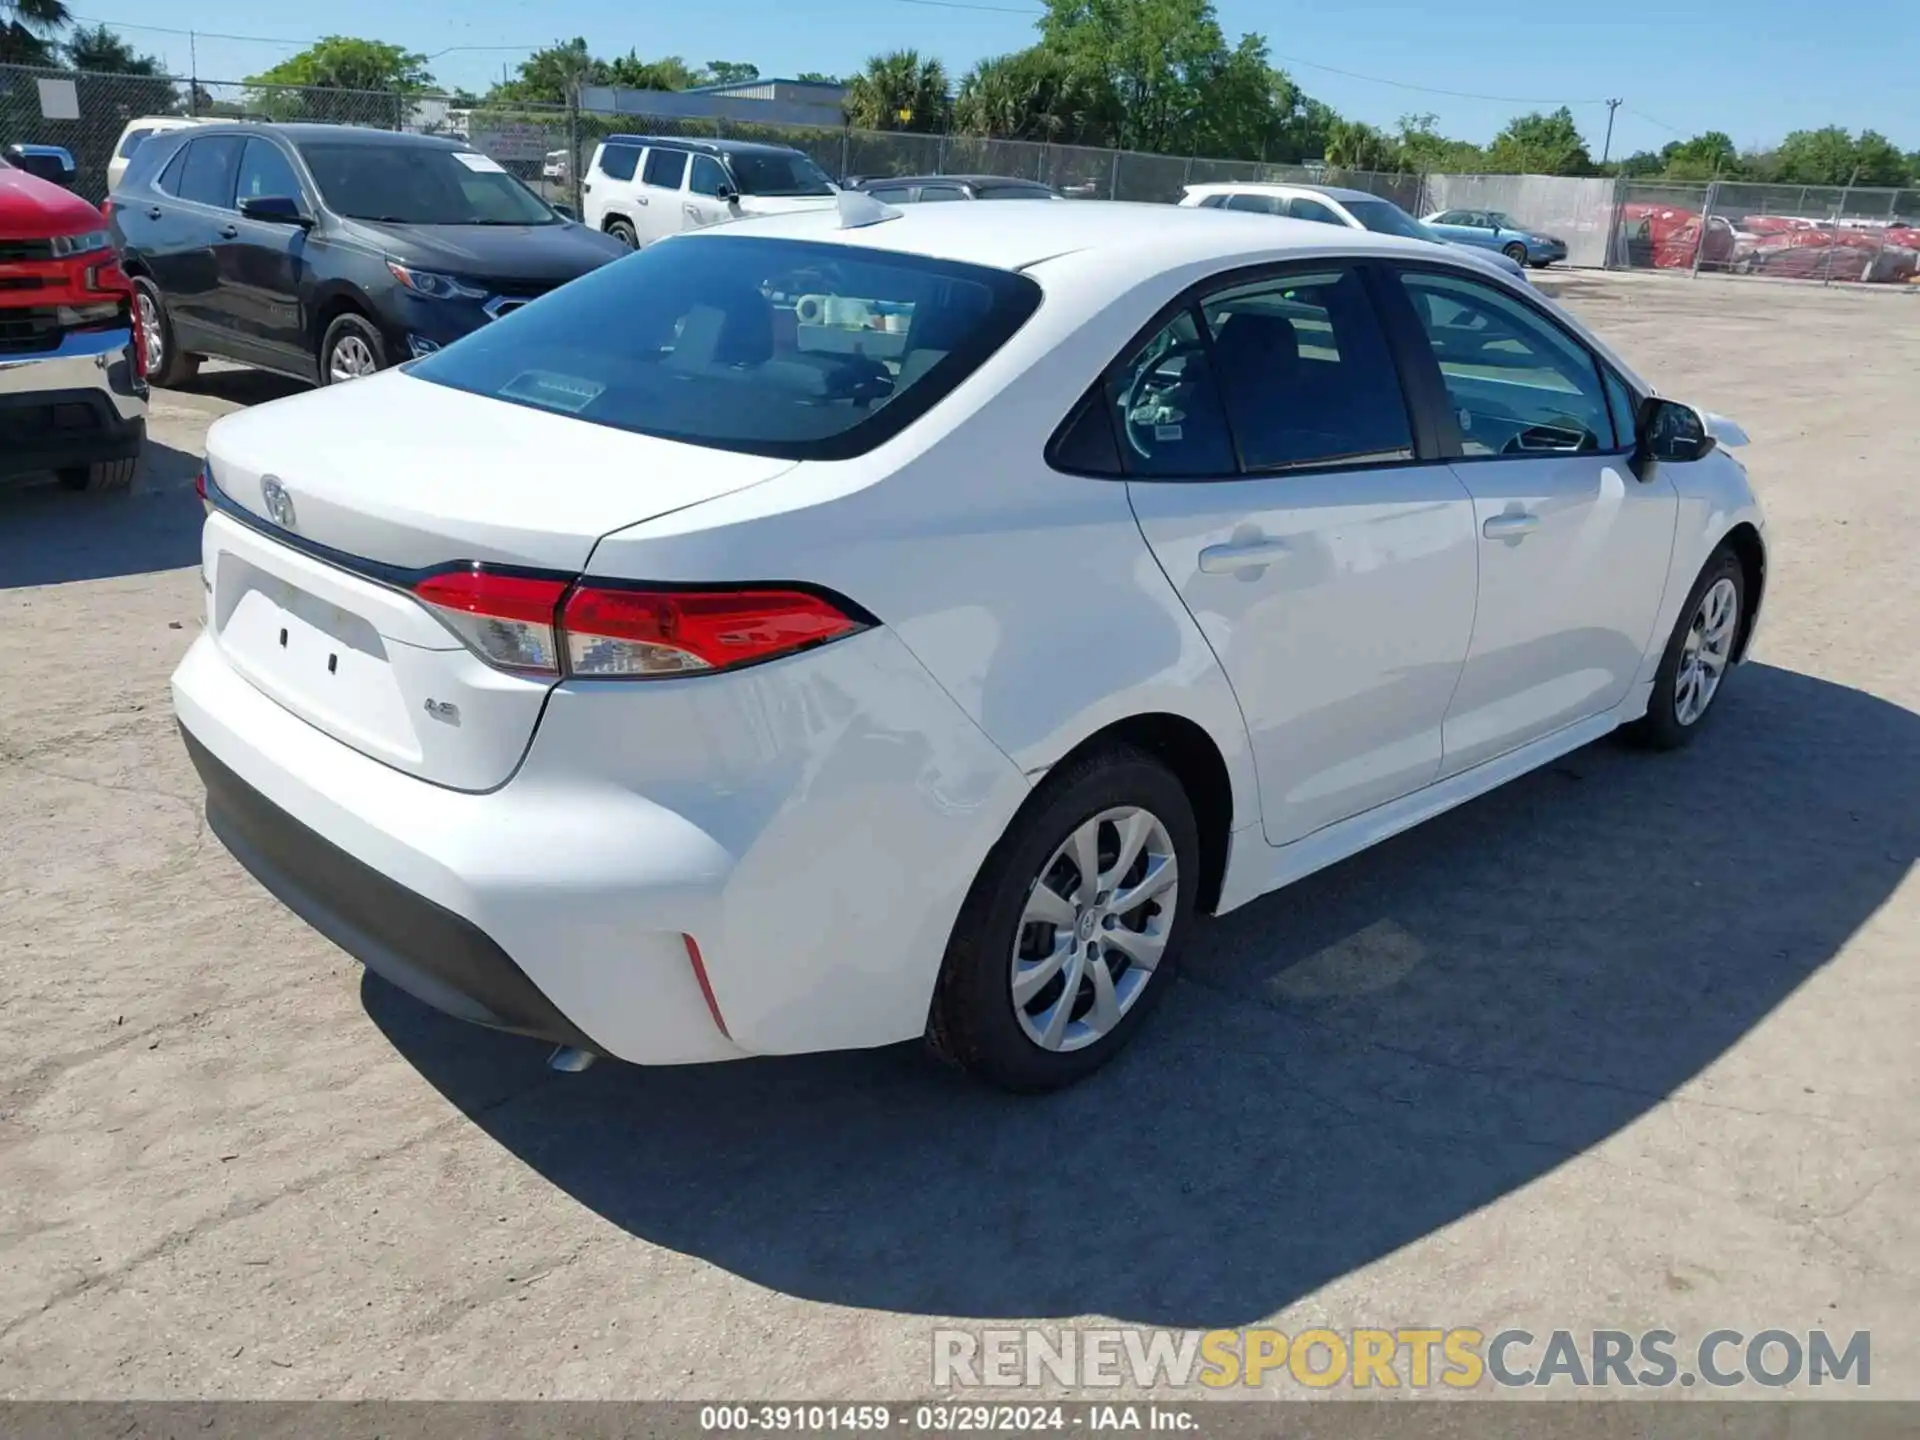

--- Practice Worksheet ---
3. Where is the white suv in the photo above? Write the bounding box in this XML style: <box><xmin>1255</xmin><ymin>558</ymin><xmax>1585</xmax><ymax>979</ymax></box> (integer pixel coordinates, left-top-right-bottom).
<box><xmin>582</xmin><ymin>135</ymin><xmax>840</xmax><ymax>247</ymax></box>
<box><xmin>1180</xmin><ymin>182</ymin><xmax>1530</xmax><ymax>281</ymax></box>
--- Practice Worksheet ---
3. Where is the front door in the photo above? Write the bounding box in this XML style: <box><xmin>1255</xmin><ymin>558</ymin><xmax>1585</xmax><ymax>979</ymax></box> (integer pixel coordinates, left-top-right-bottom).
<box><xmin>219</xmin><ymin>137</ymin><xmax>313</xmax><ymax>376</ymax></box>
<box><xmin>1122</xmin><ymin>266</ymin><xmax>1480</xmax><ymax>846</ymax></box>
<box><xmin>684</xmin><ymin>154</ymin><xmax>735</xmax><ymax>229</ymax></box>
<box><xmin>1386</xmin><ymin>265</ymin><xmax>1679</xmax><ymax>775</ymax></box>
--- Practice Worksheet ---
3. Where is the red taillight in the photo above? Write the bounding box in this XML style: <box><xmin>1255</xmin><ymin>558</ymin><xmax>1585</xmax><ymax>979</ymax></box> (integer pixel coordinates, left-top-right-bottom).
<box><xmin>560</xmin><ymin>585</ymin><xmax>865</xmax><ymax>678</ymax></box>
<box><xmin>409</xmin><ymin>569</ymin><xmax>867</xmax><ymax>681</ymax></box>
<box><xmin>412</xmin><ymin>568</ymin><xmax>570</xmax><ymax>676</ymax></box>
<box><xmin>194</xmin><ymin>465</ymin><xmax>208</xmax><ymax>510</ymax></box>
<box><xmin>683</xmin><ymin>935</ymin><xmax>729</xmax><ymax>1038</ymax></box>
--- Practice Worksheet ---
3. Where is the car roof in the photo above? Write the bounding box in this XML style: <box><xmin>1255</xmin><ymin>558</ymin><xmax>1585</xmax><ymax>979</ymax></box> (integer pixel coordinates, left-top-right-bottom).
<box><xmin>859</xmin><ymin>174</ymin><xmax>1055</xmax><ymax>190</ymax></box>
<box><xmin>1185</xmin><ymin>181</ymin><xmax>1378</xmax><ymax>204</ymax></box>
<box><xmin>685</xmin><ymin>197</ymin><xmax>1448</xmax><ymax>274</ymax></box>
<box><xmin>141</xmin><ymin>122</ymin><xmax>468</xmax><ymax>148</ymax></box>
<box><xmin>601</xmin><ymin>134</ymin><xmax>804</xmax><ymax>158</ymax></box>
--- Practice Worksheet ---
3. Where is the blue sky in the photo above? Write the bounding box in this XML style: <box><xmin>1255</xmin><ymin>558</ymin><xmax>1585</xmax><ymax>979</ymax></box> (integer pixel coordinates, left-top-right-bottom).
<box><xmin>69</xmin><ymin>0</ymin><xmax>1915</xmax><ymax>157</ymax></box>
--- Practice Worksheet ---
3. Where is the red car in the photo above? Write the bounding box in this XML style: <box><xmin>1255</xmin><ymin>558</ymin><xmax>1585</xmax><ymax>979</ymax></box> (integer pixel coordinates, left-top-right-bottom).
<box><xmin>0</xmin><ymin>147</ymin><xmax>148</xmax><ymax>491</ymax></box>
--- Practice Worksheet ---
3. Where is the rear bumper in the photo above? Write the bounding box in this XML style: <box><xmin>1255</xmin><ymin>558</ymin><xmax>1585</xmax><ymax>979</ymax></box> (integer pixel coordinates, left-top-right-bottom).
<box><xmin>182</xmin><ymin>723</ymin><xmax>596</xmax><ymax>1051</ymax></box>
<box><xmin>0</xmin><ymin>325</ymin><xmax>147</xmax><ymax>478</ymax></box>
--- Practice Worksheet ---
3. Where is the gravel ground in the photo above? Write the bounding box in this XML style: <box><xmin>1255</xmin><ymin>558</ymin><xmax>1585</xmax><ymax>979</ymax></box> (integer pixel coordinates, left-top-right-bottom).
<box><xmin>1</xmin><ymin>273</ymin><xmax>1915</xmax><ymax>1400</ymax></box>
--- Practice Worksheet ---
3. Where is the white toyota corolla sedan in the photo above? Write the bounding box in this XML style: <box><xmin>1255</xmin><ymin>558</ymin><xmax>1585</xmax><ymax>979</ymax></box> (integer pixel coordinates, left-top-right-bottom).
<box><xmin>174</xmin><ymin>195</ymin><xmax>1767</xmax><ymax>1092</ymax></box>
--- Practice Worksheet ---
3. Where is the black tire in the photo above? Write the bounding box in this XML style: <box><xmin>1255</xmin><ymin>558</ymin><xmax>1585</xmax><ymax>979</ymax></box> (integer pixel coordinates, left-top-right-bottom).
<box><xmin>318</xmin><ymin>312</ymin><xmax>389</xmax><ymax>386</ymax></box>
<box><xmin>133</xmin><ymin>277</ymin><xmax>199</xmax><ymax>389</ymax></box>
<box><xmin>56</xmin><ymin>454</ymin><xmax>139</xmax><ymax>493</ymax></box>
<box><xmin>1625</xmin><ymin>546</ymin><xmax>1746</xmax><ymax>751</ymax></box>
<box><xmin>1503</xmin><ymin>242</ymin><xmax>1529</xmax><ymax>265</ymax></box>
<box><xmin>927</xmin><ymin>745</ymin><xmax>1200</xmax><ymax>1093</ymax></box>
<box><xmin>606</xmin><ymin>217</ymin><xmax>638</xmax><ymax>249</ymax></box>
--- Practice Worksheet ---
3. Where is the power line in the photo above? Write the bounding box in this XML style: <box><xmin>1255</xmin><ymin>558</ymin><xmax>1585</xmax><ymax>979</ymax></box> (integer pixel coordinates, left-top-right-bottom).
<box><xmin>68</xmin><ymin>14</ymin><xmax>542</xmax><ymax>57</ymax></box>
<box><xmin>1266</xmin><ymin>50</ymin><xmax>1607</xmax><ymax>108</ymax></box>
<box><xmin>1623</xmin><ymin>104</ymin><xmax>1687</xmax><ymax>136</ymax></box>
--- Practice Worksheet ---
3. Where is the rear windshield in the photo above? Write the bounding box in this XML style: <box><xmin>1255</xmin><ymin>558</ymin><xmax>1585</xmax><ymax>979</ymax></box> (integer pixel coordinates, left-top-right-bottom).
<box><xmin>408</xmin><ymin>235</ymin><xmax>1042</xmax><ymax>460</ymax></box>
<box><xmin>296</xmin><ymin>142</ymin><xmax>554</xmax><ymax>225</ymax></box>
<box><xmin>730</xmin><ymin>150</ymin><xmax>835</xmax><ymax>198</ymax></box>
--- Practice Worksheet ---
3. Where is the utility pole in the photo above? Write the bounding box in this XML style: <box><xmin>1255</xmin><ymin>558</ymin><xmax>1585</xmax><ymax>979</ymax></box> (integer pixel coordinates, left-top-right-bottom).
<box><xmin>1600</xmin><ymin>97</ymin><xmax>1622</xmax><ymax>168</ymax></box>
<box><xmin>189</xmin><ymin>31</ymin><xmax>199</xmax><ymax>116</ymax></box>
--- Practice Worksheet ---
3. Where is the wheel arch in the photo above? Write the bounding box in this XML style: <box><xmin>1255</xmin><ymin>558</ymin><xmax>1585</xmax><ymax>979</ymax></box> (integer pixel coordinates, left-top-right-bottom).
<box><xmin>309</xmin><ymin>284</ymin><xmax>377</xmax><ymax>352</ymax></box>
<box><xmin>1720</xmin><ymin>521</ymin><xmax>1767</xmax><ymax>662</ymax></box>
<box><xmin>1041</xmin><ymin>712</ymin><xmax>1235</xmax><ymax>916</ymax></box>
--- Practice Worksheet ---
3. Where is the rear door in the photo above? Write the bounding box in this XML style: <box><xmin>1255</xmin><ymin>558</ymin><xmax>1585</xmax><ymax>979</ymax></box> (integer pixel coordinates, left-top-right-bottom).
<box><xmin>1385</xmin><ymin>263</ymin><xmax>1677</xmax><ymax>774</ymax></box>
<box><xmin>582</xmin><ymin>141</ymin><xmax>640</xmax><ymax>232</ymax></box>
<box><xmin>1122</xmin><ymin>264</ymin><xmax>1480</xmax><ymax>846</ymax></box>
<box><xmin>634</xmin><ymin>146</ymin><xmax>688</xmax><ymax>242</ymax></box>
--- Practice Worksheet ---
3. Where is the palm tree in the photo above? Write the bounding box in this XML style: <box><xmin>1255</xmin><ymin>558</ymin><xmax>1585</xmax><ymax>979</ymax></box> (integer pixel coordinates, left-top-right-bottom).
<box><xmin>1</xmin><ymin>0</ymin><xmax>72</xmax><ymax>66</ymax></box>
<box><xmin>954</xmin><ymin>48</ymin><xmax>1116</xmax><ymax>146</ymax></box>
<box><xmin>843</xmin><ymin>50</ymin><xmax>949</xmax><ymax>134</ymax></box>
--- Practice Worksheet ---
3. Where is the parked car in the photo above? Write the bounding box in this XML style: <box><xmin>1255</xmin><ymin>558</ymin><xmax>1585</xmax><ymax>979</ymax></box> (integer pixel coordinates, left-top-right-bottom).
<box><xmin>542</xmin><ymin>148</ymin><xmax>570</xmax><ymax>183</ymax></box>
<box><xmin>173</xmin><ymin>197</ymin><xmax>1766</xmax><ymax>1092</ymax></box>
<box><xmin>1181</xmin><ymin>182</ymin><xmax>1531</xmax><ymax>281</ymax></box>
<box><xmin>1422</xmin><ymin>208</ymin><xmax>1569</xmax><ymax>268</ymax></box>
<box><xmin>582</xmin><ymin>135</ymin><xmax>839</xmax><ymax>247</ymax></box>
<box><xmin>854</xmin><ymin>174</ymin><xmax>1062</xmax><ymax>203</ymax></box>
<box><xmin>108</xmin><ymin>115</ymin><xmax>212</xmax><ymax>194</ymax></box>
<box><xmin>107</xmin><ymin>123</ymin><xmax>628</xmax><ymax>388</ymax></box>
<box><xmin>0</xmin><ymin>148</ymin><xmax>147</xmax><ymax>490</ymax></box>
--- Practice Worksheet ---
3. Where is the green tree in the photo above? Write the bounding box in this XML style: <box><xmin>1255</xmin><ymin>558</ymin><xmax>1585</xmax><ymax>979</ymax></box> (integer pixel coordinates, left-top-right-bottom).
<box><xmin>1851</xmin><ymin>130</ymin><xmax>1910</xmax><ymax>187</ymax></box>
<box><xmin>700</xmin><ymin>60</ymin><xmax>759</xmax><ymax>86</ymax></box>
<box><xmin>1</xmin><ymin>0</ymin><xmax>70</xmax><ymax>65</ymax></box>
<box><xmin>489</xmin><ymin>39</ymin><xmax>594</xmax><ymax>103</ymax></box>
<box><xmin>1486</xmin><ymin>106</ymin><xmax>1593</xmax><ymax>175</ymax></box>
<box><xmin>1038</xmin><ymin>0</ymin><xmax>1231</xmax><ymax>155</ymax></box>
<box><xmin>1770</xmin><ymin>126</ymin><xmax>1860</xmax><ymax>185</ymax></box>
<box><xmin>1323</xmin><ymin>117</ymin><xmax>1398</xmax><ymax>171</ymax></box>
<box><xmin>603</xmin><ymin>52</ymin><xmax>700</xmax><ymax>91</ymax></box>
<box><xmin>843</xmin><ymin>49</ymin><xmax>950</xmax><ymax>132</ymax></box>
<box><xmin>1395</xmin><ymin>113</ymin><xmax>1484</xmax><ymax>173</ymax></box>
<box><xmin>1658</xmin><ymin>130</ymin><xmax>1738</xmax><ymax>181</ymax></box>
<box><xmin>1612</xmin><ymin>150</ymin><xmax>1666</xmax><ymax>179</ymax></box>
<box><xmin>63</xmin><ymin>21</ymin><xmax>159</xmax><ymax>74</ymax></box>
<box><xmin>246</xmin><ymin>36</ymin><xmax>433</xmax><ymax>93</ymax></box>
<box><xmin>794</xmin><ymin>71</ymin><xmax>840</xmax><ymax>85</ymax></box>
<box><xmin>953</xmin><ymin>46</ymin><xmax>1118</xmax><ymax>144</ymax></box>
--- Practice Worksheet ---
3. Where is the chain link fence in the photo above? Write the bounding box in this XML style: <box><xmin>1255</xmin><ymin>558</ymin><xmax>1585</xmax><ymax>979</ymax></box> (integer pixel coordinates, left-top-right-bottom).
<box><xmin>8</xmin><ymin>62</ymin><xmax>1919</xmax><ymax>289</ymax></box>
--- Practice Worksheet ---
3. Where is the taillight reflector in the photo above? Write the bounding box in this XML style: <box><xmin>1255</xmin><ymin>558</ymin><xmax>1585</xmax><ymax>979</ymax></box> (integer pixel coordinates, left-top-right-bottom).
<box><xmin>412</xmin><ymin>568</ymin><xmax>570</xmax><ymax>676</ymax></box>
<box><xmin>194</xmin><ymin>465</ymin><xmax>208</xmax><ymax>510</ymax></box>
<box><xmin>561</xmin><ymin>585</ymin><xmax>865</xmax><ymax>678</ymax></box>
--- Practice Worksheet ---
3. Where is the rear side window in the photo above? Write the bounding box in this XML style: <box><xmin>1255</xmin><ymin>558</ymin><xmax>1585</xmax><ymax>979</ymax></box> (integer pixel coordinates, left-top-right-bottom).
<box><xmin>176</xmin><ymin>135</ymin><xmax>243</xmax><ymax>209</ymax></box>
<box><xmin>409</xmin><ymin>235</ymin><xmax>1043</xmax><ymax>461</ymax></box>
<box><xmin>918</xmin><ymin>185</ymin><xmax>966</xmax><ymax>202</ymax></box>
<box><xmin>117</xmin><ymin>128</ymin><xmax>154</xmax><ymax>159</ymax></box>
<box><xmin>642</xmin><ymin>148</ymin><xmax>688</xmax><ymax>189</ymax></box>
<box><xmin>1224</xmin><ymin>192</ymin><xmax>1282</xmax><ymax>215</ymax></box>
<box><xmin>1104</xmin><ymin>309</ymin><xmax>1237</xmax><ymax>479</ymax></box>
<box><xmin>597</xmin><ymin>144</ymin><xmax>640</xmax><ymax>182</ymax></box>
<box><xmin>1195</xmin><ymin>194</ymin><xmax>1228</xmax><ymax>209</ymax></box>
<box><xmin>1200</xmin><ymin>270</ymin><xmax>1413</xmax><ymax>472</ymax></box>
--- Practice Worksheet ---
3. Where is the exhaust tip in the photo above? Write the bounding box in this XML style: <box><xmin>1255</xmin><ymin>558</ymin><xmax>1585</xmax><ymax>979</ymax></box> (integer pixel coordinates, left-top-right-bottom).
<box><xmin>547</xmin><ymin>1045</ymin><xmax>597</xmax><ymax>1073</ymax></box>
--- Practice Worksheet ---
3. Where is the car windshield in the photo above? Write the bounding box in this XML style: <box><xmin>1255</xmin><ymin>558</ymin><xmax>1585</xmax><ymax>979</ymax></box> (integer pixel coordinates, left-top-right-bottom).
<box><xmin>1342</xmin><ymin>198</ymin><xmax>1433</xmax><ymax>242</ymax></box>
<box><xmin>408</xmin><ymin>235</ymin><xmax>1042</xmax><ymax>461</ymax></box>
<box><xmin>729</xmin><ymin>150</ymin><xmax>835</xmax><ymax>198</ymax></box>
<box><xmin>296</xmin><ymin>142</ymin><xmax>555</xmax><ymax>225</ymax></box>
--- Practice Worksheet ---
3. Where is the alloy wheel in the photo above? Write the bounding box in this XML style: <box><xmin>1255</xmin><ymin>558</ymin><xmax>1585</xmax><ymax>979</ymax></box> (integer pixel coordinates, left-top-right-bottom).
<box><xmin>136</xmin><ymin>291</ymin><xmax>163</xmax><ymax>375</ymax></box>
<box><xmin>1010</xmin><ymin>806</ymin><xmax>1178</xmax><ymax>1053</ymax></box>
<box><xmin>1674</xmin><ymin>576</ymin><xmax>1739</xmax><ymax>726</ymax></box>
<box><xmin>329</xmin><ymin>334</ymin><xmax>379</xmax><ymax>382</ymax></box>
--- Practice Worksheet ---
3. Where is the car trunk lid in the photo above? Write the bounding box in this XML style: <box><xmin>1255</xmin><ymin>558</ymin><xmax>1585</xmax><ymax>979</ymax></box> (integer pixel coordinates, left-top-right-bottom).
<box><xmin>201</xmin><ymin>369</ymin><xmax>796</xmax><ymax>790</ymax></box>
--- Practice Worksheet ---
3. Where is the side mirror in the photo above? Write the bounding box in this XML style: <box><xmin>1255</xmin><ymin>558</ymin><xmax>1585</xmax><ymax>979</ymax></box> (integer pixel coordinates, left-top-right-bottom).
<box><xmin>239</xmin><ymin>194</ymin><xmax>311</xmax><ymax>226</ymax></box>
<box><xmin>550</xmin><ymin>202</ymin><xmax>576</xmax><ymax>221</ymax></box>
<box><xmin>5</xmin><ymin>143</ymin><xmax>76</xmax><ymax>188</ymax></box>
<box><xmin>1637</xmin><ymin>397</ymin><xmax>1719</xmax><ymax>465</ymax></box>
<box><xmin>716</xmin><ymin>183</ymin><xmax>740</xmax><ymax>205</ymax></box>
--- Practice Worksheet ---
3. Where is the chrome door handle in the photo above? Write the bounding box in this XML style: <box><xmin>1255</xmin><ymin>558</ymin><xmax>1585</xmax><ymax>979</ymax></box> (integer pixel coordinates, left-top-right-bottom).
<box><xmin>636</xmin><ymin>195</ymin><xmax>648</xmax><ymax>206</ymax></box>
<box><xmin>1483</xmin><ymin>512</ymin><xmax>1540</xmax><ymax>539</ymax></box>
<box><xmin>1198</xmin><ymin>538</ymin><xmax>1290</xmax><ymax>575</ymax></box>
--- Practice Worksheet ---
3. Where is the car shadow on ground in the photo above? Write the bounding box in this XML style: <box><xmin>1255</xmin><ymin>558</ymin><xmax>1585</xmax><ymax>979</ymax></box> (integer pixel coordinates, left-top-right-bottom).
<box><xmin>0</xmin><ymin>439</ymin><xmax>207</xmax><ymax>589</ymax></box>
<box><xmin>365</xmin><ymin>662</ymin><xmax>1918</xmax><ymax>1329</ymax></box>
<box><xmin>164</xmin><ymin>368</ymin><xmax>309</xmax><ymax>408</ymax></box>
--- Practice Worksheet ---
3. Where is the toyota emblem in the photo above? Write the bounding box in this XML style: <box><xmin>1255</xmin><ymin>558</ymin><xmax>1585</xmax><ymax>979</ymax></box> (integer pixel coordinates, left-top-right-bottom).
<box><xmin>261</xmin><ymin>477</ymin><xmax>297</xmax><ymax>532</ymax></box>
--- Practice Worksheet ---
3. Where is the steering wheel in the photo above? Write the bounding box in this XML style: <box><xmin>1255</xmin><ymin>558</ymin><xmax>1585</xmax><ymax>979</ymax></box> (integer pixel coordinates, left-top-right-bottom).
<box><xmin>1121</xmin><ymin>339</ymin><xmax>1204</xmax><ymax>460</ymax></box>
